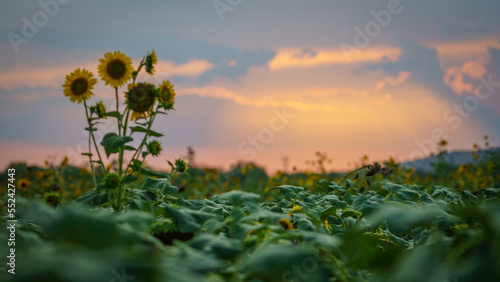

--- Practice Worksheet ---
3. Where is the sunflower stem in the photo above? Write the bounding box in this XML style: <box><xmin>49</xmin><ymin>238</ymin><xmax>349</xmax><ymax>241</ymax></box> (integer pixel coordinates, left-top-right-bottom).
<box><xmin>125</xmin><ymin>105</ymin><xmax>158</xmax><ymax>176</ymax></box>
<box><xmin>84</xmin><ymin>100</ymin><xmax>106</xmax><ymax>175</ymax></box>
<box><xmin>337</xmin><ymin>165</ymin><xmax>370</xmax><ymax>188</ymax></box>
<box><xmin>83</xmin><ymin>99</ymin><xmax>97</xmax><ymax>188</ymax></box>
<box><xmin>115</xmin><ymin>87</ymin><xmax>122</xmax><ymax>136</ymax></box>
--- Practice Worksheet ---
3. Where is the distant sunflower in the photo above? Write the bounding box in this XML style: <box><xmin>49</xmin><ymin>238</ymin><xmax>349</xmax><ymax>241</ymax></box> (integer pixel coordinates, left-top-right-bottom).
<box><xmin>158</xmin><ymin>80</ymin><xmax>175</xmax><ymax>109</ymax></box>
<box><xmin>278</xmin><ymin>218</ymin><xmax>294</xmax><ymax>231</ymax></box>
<box><xmin>145</xmin><ymin>49</ymin><xmax>157</xmax><ymax>75</ymax></box>
<box><xmin>98</xmin><ymin>51</ymin><xmax>133</xmax><ymax>88</ymax></box>
<box><xmin>323</xmin><ymin>220</ymin><xmax>330</xmax><ymax>232</ymax></box>
<box><xmin>18</xmin><ymin>179</ymin><xmax>31</xmax><ymax>191</ymax></box>
<box><xmin>126</xmin><ymin>83</ymin><xmax>156</xmax><ymax>121</ymax></box>
<box><xmin>62</xmin><ymin>68</ymin><xmax>97</xmax><ymax>104</ymax></box>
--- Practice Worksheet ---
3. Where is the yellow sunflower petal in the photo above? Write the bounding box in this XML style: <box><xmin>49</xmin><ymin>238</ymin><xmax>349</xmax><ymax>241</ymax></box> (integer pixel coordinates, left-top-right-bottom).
<box><xmin>98</xmin><ymin>51</ymin><xmax>133</xmax><ymax>88</ymax></box>
<box><xmin>62</xmin><ymin>68</ymin><xmax>97</xmax><ymax>104</ymax></box>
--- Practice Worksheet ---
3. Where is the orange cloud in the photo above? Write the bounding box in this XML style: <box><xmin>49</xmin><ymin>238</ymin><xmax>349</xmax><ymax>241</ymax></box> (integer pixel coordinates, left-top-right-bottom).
<box><xmin>461</xmin><ymin>59</ymin><xmax>487</xmax><ymax>79</ymax></box>
<box><xmin>153</xmin><ymin>59</ymin><xmax>214</xmax><ymax>78</ymax></box>
<box><xmin>443</xmin><ymin>58</ymin><xmax>487</xmax><ymax>95</ymax></box>
<box><xmin>268</xmin><ymin>47</ymin><xmax>400</xmax><ymax>70</ymax></box>
<box><xmin>178</xmin><ymin>86</ymin><xmax>332</xmax><ymax>111</ymax></box>
<box><xmin>0</xmin><ymin>58</ymin><xmax>213</xmax><ymax>92</ymax></box>
<box><xmin>375</xmin><ymin>71</ymin><xmax>411</xmax><ymax>92</ymax></box>
<box><xmin>444</xmin><ymin>67</ymin><xmax>473</xmax><ymax>95</ymax></box>
<box><xmin>429</xmin><ymin>37</ymin><xmax>500</xmax><ymax>63</ymax></box>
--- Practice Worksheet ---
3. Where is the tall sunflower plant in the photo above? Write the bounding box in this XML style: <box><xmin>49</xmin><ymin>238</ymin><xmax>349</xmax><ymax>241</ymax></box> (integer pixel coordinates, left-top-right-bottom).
<box><xmin>62</xmin><ymin>50</ymin><xmax>186</xmax><ymax>211</ymax></box>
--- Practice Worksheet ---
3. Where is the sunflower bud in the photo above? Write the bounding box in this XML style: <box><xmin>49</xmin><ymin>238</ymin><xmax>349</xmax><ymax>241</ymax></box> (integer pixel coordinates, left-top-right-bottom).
<box><xmin>145</xmin><ymin>50</ymin><xmax>157</xmax><ymax>75</ymax></box>
<box><xmin>43</xmin><ymin>192</ymin><xmax>61</xmax><ymax>207</ymax></box>
<box><xmin>90</xmin><ymin>100</ymin><xmax>107</xmax><ymax>119</ymax></box>
<box><xmin>146</xmin><ymin>140</ymin><xmax>163</xmax><ymax>156</ymax></box>
<box><xmin>103</xmin><ymin>173</ymin><xmax>121</xmax><ymax>189</ymax></box>
<box><xmin>174</xmin><ymin>159</ymin><xmax>188</xmax><ymax>173</ymax></box>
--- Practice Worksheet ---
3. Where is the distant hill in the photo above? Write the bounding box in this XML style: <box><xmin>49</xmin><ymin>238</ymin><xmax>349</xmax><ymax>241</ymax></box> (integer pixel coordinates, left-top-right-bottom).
<box><xmin>401</xmin><ymin>148</ymin><xmax>500</xmax><ymax>173</ymax></box>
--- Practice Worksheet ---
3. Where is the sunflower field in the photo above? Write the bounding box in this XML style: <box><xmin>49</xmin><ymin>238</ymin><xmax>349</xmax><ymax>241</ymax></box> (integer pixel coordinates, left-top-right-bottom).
<box><xmin>1</xmin><ymin>51</ymin><xmax>500</xmax><ymax>282</ymax></box>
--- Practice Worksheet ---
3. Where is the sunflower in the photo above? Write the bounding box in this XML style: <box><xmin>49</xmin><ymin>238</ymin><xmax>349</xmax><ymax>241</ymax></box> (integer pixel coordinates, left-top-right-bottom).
<box><xmin>145</xmin><ymin>49</ymin><xmax>157</xmax><ymax>75</ymax></box>
<box><xmin>278</xmin><ymin>218</ymin><xmax>294</xmax><ymax>231</ymax></box>
<box><xmin>18</xmin><ymin>179</ymin><xmax>31</xmax><ymax>191</ymax></box>
<box><xmin>34</xmin><ymin>170</ymin><xmax>43</xmax><ymax>179</ymax></box>
<box><xmin>62</xmin><ymin>68</ymin><xmax>97</xmax><ymax>104</ymax></box>
<box><xmin>98</xmin><ymin>51</ymin><xmax>133</xmax><ymax>88</ymax></box>
<box><xmin>158</xmin><ymin>80</ymin><xmax>176</xmax><ymax>109</ymax></box>
<box><xmin>126</xmin><ymin>83</ymin><xmax>156</xmax><ymax>121</ymax></box>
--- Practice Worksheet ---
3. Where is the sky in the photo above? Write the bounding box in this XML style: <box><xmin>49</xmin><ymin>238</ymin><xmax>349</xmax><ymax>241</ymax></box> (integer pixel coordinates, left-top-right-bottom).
<box><xmin>1</xmin><ymin>0</ymin><xmax>500</xmax><ymax>173</ymax></box>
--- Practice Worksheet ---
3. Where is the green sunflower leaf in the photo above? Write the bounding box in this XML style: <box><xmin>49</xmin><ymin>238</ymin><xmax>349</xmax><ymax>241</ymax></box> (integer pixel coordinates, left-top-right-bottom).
<box><xmin>269</xmin><ymin>185</ymin><xmax>305</xmax><ymax>199</ymax></box>
<box><xmin>101</xmin><ymin>111</ymin><xmax>121</xmax><ymax>118</ymax></box>
<box><xmin>129</xmin><ymin>126</ymin><xmax>164</xmax><ymax>137</ymax></box>
<box><xmin>100</xmin><ymin>133</ymin><xmax>133</xmax><ymax>157</ymax></box>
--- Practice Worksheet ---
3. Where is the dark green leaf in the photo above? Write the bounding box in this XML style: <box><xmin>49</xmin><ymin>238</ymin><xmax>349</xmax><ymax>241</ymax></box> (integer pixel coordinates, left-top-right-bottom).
<box><xmin>129</xmin><ymin>126</ymin><xmax>164</xmax><ymax>137</ymax></box>
<box><xmin>101</xmin><ymin>111</ymin><xmax>121</xmax><ymax>118</ymax></box>
<box><xmin>100</xmin><ymin>133</ymin><xmax>133</xmax><ymax>157</ymax></box>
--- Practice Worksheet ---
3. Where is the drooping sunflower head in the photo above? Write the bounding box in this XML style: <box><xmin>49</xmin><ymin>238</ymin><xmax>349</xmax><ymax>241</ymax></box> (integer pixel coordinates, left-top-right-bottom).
<box><xmin>146</xmin><ymin>140</ymin><xmax>163</xmax><ymax>156</ymax></box>
<box><xmin>126</xmin><ymin>82</ymin><xmax>157</xmax><ymax>121</ymax></box>
<box><xmin>98</xmin><ymin>51</ymin><xmax>133</xmax><ymax>88</ymax></box>
<box><xmin>158</xmin><ymin>80</ymin><xmax>176</xmax><ymax>110</ymax></box>
<box><xmin>18</xmin><ymin>179</ymin><xmax>31</xmax><ymax>191</ymax></box>
<box><xmin>90</xmin><ymin>100</ymin><xmax>107</xmax><ymax>119</ymax></box>
<box><xmin>365</xmin><ymin>162</ymin><xmax>381</xmax><ymax>177</ymax></box>
<box><xmin>62</xmin><ymin>68</ymin><xmax>97</xmax><ymax>104</ymax></box>
<box><xmin>145</xmin><ymin>49</ymin><xmax>157</xmax><ymax>75</ymax></box>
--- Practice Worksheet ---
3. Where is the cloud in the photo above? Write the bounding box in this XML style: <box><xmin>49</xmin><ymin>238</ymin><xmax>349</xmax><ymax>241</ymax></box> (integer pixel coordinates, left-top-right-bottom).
<box><xmin>443</xmin><ymin>58</ymin><xmax>487</xmax><ymax>95</ymax></box>
<box><xmin>461</xmin><ymin>59</ymin><xmax>487</xmax><ymax>79</ymax></box>
<box><xmin>155</xmin><ymin>59</ymin><xmax>214</xmax><ymax>78</ymax></box>
<box><xmin>371</xmin><ymin>38</ymin><xmax>500</xmax><ymax>137</ymax></box>
<box><xmin>0</xmin><ymin>63</ymin><xmax>95</xmax><ymax>91</ymax></box>
<box><xmin>268</xmin><ymin>47</ymin><xmax>400</xmax><ymax>70</ymax></box>
<box><xmin>429</xmin><ymin>37</ymin><xmax>500</xmax><ymax>63</ymax></box>
<box><xmin>178</xmin><ymin>86</ymin><xmax>332</xmax><ymax>111</ymax></box>
<box><xmin>375</xmin><ymin>71</ymin><xmax>411</xmax><ymax>92</ymax></box>
<box><xmin>134</xmin><ymin>59</ymin><xmax>214</xmax><ymax>83</ymax></box>
<box><xmin>443</xmin><ymin>68</ymin><xmax>473</xmax><ymax>95</ymax></box>
<box><xmin>0</xmin><ymin>58</ymin><xmax>214</xmax><ymax>93</ymax></box>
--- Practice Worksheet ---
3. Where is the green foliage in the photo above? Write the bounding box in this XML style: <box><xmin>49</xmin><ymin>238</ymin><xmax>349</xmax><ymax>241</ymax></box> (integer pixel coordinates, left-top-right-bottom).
<box><xmin>3</xmin><ymin>165</ymin><xmax>500</xmax><ymax>281</ymax></box>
